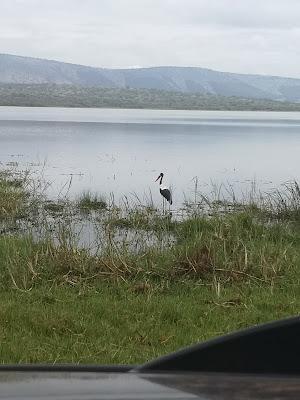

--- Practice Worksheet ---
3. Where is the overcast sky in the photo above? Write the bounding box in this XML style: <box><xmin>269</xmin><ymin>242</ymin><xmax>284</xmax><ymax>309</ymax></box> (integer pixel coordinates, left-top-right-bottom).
<box><xmin>1</xmin><ymin>0</ymin><xmax>300</xmax><ymax>78</ymax></box>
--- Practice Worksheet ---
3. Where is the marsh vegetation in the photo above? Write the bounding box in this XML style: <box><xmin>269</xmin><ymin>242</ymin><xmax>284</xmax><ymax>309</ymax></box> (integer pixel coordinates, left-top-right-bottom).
<box><xmin>1</xmin><ymin>168</ymin><xmax>300</xmax><ymax>364</ymax></box>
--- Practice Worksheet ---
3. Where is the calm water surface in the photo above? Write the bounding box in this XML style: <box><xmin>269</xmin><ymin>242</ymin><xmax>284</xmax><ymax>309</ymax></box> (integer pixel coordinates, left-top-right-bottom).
<box><xmin>1</xmin><ymin>107</ymin><xmax>300</xmax><ymax>205</ymax></box>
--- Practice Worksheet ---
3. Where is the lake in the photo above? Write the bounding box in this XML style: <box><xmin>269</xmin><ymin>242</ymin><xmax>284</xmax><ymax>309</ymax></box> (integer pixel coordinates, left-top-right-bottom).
<box><xmin>1</xmin><ymin>106</ymin><xmax>300</xmax><ymax>206</ymax></box>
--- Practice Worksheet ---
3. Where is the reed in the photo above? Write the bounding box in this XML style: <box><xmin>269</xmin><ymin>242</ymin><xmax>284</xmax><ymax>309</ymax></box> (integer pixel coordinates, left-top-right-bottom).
<box><xmin>77</xmin><ymin>190</ymin><xmax>108</xmax><ymax>211</ymax></box>
<box><xmin>1</xmin><ymin>168</ymin><xmax>300</xmax><ymax>364</ymax></box>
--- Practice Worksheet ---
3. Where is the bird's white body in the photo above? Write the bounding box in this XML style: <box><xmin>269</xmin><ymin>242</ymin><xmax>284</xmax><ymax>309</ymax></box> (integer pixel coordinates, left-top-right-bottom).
<box><xmin>159</xmin><ymin>185</ymin><xmax>169</xmax><ymax>191</ymax></box>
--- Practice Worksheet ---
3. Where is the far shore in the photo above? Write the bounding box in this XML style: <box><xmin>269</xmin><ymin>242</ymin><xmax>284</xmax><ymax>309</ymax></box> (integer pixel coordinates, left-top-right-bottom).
<box><xmin>1</xmin><ymin>84</ymin><xmax>300</xmax><ymax>112</ymax></box>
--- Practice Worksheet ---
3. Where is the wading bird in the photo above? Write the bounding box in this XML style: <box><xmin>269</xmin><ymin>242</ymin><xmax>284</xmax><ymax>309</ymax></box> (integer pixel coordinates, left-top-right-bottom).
<box><xmin>155</xmin><ymin>172</ymin><xmax>172</xmax><ymax>211</ymax></box>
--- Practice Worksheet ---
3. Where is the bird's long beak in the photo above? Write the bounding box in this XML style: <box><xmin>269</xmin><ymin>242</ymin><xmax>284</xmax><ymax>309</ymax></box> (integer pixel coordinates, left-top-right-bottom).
<box><xmin>155</xmin><ymin>175</ymin><xmax>161</xmax><ymax>182</ymax></box>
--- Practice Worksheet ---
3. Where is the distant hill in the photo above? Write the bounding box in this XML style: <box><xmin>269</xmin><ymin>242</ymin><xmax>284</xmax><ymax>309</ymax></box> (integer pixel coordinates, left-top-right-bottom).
<box><xmin>1</xmin><ymin>84</ymin><xmax>300</xmax><ymax>111</ymax></box>
<box><xmin>1</xmin><ymin>53</ymin><xmax>300</xmax><ymax>103</ymax></box>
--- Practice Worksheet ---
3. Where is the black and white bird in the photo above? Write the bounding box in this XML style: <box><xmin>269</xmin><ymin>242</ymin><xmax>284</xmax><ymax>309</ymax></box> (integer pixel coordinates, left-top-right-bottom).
<box><xmin>155</xmin><ymin>172</ymin><xmax>172</xmax><ymax>205</ymax></box>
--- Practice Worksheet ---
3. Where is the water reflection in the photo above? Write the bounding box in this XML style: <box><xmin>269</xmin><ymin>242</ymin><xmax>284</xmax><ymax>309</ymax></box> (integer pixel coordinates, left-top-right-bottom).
<box><xmin>1</xmin><ymin>107</ymin><xmax>300</xmax><ymax>206</ymax></box>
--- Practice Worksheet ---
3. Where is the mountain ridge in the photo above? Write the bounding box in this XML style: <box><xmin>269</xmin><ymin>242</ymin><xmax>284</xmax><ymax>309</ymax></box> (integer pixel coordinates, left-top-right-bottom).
<box><xmin>0</xmin><ymin>52</ymin><xmax>296</xmax><ymax>80</ymax></box>
<box><xmin>1</xmin><ymin>53</ymin><xmax>300</xmax><ymax>102</ymax></box>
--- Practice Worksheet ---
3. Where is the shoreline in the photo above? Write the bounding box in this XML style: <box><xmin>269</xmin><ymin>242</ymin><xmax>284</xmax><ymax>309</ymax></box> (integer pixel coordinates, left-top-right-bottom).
<box><xmin>0</xmin><ymin>169</ymin><xmax>299</xmax><ymax>363</ymax></box>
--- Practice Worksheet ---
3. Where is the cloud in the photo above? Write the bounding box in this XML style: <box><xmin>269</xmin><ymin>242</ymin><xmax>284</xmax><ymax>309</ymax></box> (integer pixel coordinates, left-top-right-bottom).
<box><xmin>0</xmin><ymin>0</ymin><xmax>299</xmax><ymax>77</ymax></box>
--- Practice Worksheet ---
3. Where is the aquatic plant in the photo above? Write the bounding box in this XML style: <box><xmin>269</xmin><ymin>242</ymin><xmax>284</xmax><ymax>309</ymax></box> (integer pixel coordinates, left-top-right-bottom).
<box><xmin>77</xmin><ymin>191</ymin><xmax>107</xmax><ymax>211</ymax></box>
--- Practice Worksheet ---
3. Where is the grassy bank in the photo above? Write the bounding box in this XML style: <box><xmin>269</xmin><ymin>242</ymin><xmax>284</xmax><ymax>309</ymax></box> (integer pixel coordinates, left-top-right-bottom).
<box><xmin>0</xmin><ymin>170</ymin><xmax>300</xmax><ymax>364</ymax></box>
<box><xmin>1</xmin><ymin>282</ymin><xmax>300</xmax><ymax>364</ymax></box>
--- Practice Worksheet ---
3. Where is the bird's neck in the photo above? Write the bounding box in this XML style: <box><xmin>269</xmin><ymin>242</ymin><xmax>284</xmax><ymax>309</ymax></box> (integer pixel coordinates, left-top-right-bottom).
<box><xmin>159</xmin><ymin>176</ymin><xmax>163</xmax><ymax>185</ymax></box>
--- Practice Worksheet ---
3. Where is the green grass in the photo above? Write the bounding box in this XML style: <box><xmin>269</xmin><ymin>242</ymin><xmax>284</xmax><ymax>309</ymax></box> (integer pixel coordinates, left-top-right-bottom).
<box><xmin>0</xmin><ymin>171</ymin><xmax>29</xmax><ymax>219</ymax></box>
<box><xmin>171</xmin><ymin>212</ymin><xmax>299</xmax><ymax>281</ymax></box>
<box><xmin>1</xmin><ymin>170</ymin><xmax>300</xmax><ymax>364</ymax></box>
<box><xmin>77</xmin><ymin>191</ymin><xmax>107</xmax><ymax>211</ymax></box>
<box><xmin>0</xmin><ymin>281</ymin><xmax>299</xmax><ymax>364</ymax></box>
<box><xmin>44</xmin><ymin>201</ymin><xmax>66</xmax><ymax>213</ymax></box>
<box><xmin>1</xmin><ymin>211</ymin><xmax>297</xmax><ymax>288</ymax></box>
<box><xmin>106</xmin><ymin>207</ymin><xmax>174</xmax><ymax>232</ymax></box>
